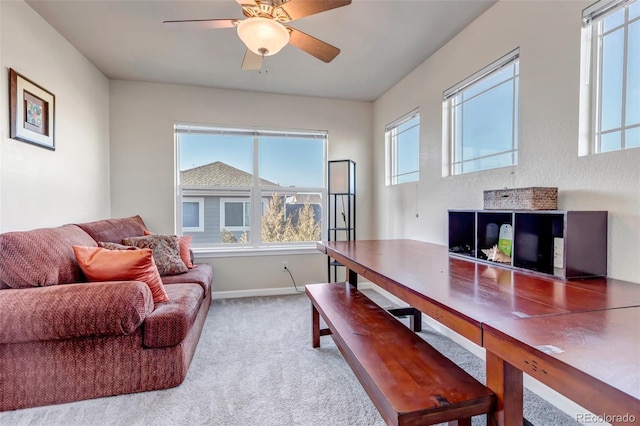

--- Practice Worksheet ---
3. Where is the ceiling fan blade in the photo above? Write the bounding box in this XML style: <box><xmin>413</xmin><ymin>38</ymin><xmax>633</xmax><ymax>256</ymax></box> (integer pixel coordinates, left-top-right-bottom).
<box><xmin>287</xmin><ymin>27</ymin><xmax>340</xmax><ymax>63</ymax></box>
<box><xmin>235</xmin><ymin>0</ymin><xmax>258</xmax><ymax>7</ymax></box>
<box><xmin>163</xmin><ymin>19</ymin><xmax>239</xmax><ymax>30</ymax></box>
<box><xmin>275</xmin><ymin>0</ymin><xmax>351</xmax><ymax>21</ymax></box>
<box><xmin>235</xmin><ymin>0</ymin><xmax>260</xmax><ymax>15</ymax></box>
<box><xmin>241</xmin><ymin>49</ymin><xmax>263</xmax><ymax>70</ymax></box>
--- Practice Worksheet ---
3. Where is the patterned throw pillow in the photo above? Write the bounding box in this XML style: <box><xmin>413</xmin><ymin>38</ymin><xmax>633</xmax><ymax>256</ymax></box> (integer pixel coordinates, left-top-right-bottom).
<box><xmin>121</xmin><ymin>235</ymin><xmax>188</xmax><ymax>276</ymax></box>
<box><xmin>144</xmin><ymin>231</ymin><xmax>194</xmax><ymax>269</ymax></box>
<box><xmin>99</xmin><ymin>241</ymin><xmax>138</xmax><ymax>251</ymax></box>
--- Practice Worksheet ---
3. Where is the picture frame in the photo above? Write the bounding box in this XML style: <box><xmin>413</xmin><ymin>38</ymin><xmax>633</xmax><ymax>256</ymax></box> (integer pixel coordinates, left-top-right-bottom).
<box><xmin>9</xmin><ymin>68</ymin><xmax>55</xmax><ymax>150</ymax></box>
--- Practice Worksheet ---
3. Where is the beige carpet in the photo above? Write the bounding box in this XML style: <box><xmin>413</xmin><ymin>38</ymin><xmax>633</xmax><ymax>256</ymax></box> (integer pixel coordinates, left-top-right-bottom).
<box><xmin>0</xmin><ymin>291</ymin><xmax>580</xmax><ymax>426</ymax></box>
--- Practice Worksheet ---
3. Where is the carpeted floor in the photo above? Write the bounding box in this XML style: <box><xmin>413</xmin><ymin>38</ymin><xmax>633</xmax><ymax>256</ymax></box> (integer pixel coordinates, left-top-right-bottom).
<box><xmin>0</xmin><ymin>291</ymin><xmax>581</xmax><ymax>426</ymax></box>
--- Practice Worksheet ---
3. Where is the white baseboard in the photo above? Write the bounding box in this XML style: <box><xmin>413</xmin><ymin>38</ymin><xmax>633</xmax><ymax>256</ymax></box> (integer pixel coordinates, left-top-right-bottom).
<box><xmin>213</xmin><ymin>286</ymin><xmax>304</xmax><ymax>299</ymax></box>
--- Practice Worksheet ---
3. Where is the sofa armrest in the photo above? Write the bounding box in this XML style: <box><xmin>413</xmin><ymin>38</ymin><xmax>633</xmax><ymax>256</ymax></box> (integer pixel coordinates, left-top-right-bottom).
<box><xmin>0</xmin><ymin>281</ymin><xmax>154</xmax><ymax>344</ymax></box>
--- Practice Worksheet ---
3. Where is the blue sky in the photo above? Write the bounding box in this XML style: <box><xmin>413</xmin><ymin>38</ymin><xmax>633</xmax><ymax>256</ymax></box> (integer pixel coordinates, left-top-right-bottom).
<box><xmin>179</xmin><ymin>133</ymin><xmax>324</xmax><ymax>188</ymax></box>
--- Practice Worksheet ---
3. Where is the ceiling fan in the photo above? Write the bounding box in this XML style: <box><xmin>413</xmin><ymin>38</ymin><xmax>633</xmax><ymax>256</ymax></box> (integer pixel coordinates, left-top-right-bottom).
<box><xmin>164</xmin><ymin>0</ymin><xmax>352</xmax><ymax>70</ymax></box>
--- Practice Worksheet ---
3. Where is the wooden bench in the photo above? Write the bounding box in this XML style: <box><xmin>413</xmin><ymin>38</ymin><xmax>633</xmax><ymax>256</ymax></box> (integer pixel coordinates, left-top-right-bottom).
<box><xmin>306</xmin><ymin>282</ymin><xmax>495</xmax><ymax>426</ymax></box>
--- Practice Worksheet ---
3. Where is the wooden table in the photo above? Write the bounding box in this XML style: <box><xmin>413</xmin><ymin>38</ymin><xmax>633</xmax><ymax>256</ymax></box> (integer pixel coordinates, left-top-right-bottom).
<box><xmin>484</xmin><ymin>307</ymin><xmax>640</xmax><ymax>425</ymax></box>
<box><xmin>317</xmin><ymin>239</ymin><xmax>640</xmax><ymax>425</ymax></box>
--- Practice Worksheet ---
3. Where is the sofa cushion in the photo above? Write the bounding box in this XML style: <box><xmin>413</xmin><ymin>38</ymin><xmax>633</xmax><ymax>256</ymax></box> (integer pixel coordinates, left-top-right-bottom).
<box><xmin>143</xmin><ymin>283</ymin><xmax>204</xmax><ymax>348</ymax></box>
<box><xmin>76</xmin><ymin>215</ymin><xmax>147</xmax><ymax>244</ymax></box>
<box><xmin>0</xmin><ymin>281</ymin><xmax>154</xmax><ymax>344</ymax></box>
<box><xmin>122</xmin><ymin>235</ymin><xmax>188</xmax><ymax>276</ymax></box>
<box><xmin>0</xmin><ymin>225</ymin><xmax>97</xmax><ymax>289</ymax></box>
<box><xmin>73</xmin><ymin>246</ymin><xmax>169</xmax><ymax>303</ymax></box>
<box><xmin>161</xmin><ymin>263</ymin><xmax>213</xmax><ymax>295</ymax></box>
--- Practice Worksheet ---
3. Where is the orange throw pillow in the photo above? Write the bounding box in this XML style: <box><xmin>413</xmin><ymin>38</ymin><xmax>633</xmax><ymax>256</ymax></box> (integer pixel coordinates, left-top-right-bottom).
<box><xmin>144</xmin><ymin>230</ymin><xmax>194</xmax><ymax>269</ymax></box>
<box><xmin>73</xmin><ymin>245</ymin><xmax>169</xmax><ymax>303</ymax></box>
<box><xmin>178</xmin><ymin>235</ymin><xmax>194</xmax><ymax>269</ymax></box>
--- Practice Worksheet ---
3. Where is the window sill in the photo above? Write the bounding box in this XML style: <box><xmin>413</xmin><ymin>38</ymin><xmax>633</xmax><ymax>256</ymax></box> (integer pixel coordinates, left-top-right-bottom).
<box><xmin>192</xmin><ymin>245</ymin><xmax>321</xmax><ymax>258</ymax></box>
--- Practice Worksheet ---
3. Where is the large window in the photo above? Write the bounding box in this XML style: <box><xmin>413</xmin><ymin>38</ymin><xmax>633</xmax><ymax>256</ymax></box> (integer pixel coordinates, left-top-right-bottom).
<box><xmin>385</xmin><ymin>109</ymin><xmax>420</xmax><ymax>185</ymax></box>
<box><xmin>581</xmin><ymin>0</ymin><xmax>639</xmax><ymax>153</ymax></box>
<box><xmin>443</xmin><ymin>49</ymin><xmax>520</xmax><ymax>175</ymax></box>
<box><xmin>176</xmin><ymin>124</ymin><xmax>326</xmax><ymax>249</ymax></box>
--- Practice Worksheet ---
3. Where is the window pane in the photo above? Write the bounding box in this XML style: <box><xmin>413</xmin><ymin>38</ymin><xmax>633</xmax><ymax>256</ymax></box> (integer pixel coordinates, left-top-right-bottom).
<box><xmin>462</xmin><ymin>80</ymin><xmax>514</xmax><ymax>162</ymax></box>
<box><xmin>454</xmin><ymin>103</ymin><xmax>463</xmax><ymax>163</ymax></box>
<box><xmin>398</xmin><ymin>115</ymin><xmax>419</xmax><ymax>133</ymax></box>
<box><xmin>601</xmin><ymin>131</ymin><xmax>622</xmax><ymax>152</ymax></box>
<box><xmin>601</xmin><ymin>28</ymin><xmax>624</xmax><ymax>132</ymax></box>
<box><xmin>396</xmin><ymin>125</ymin><xmax>419</xmax><ymax>176</ymax></box>
<box><xmin>630</xmin><ymin>1</ymin><xmax>640</xmax><ymax>20</ymax></box>
<box><xmin>387</xmin><ymin>111</ymin><xmax>419</xmax><ymax>185</ymax></box>
<box><xmin>259</xmin><ymin>136</ymin><xmax>324</xmax><ymax>188</ymax></box>
<box><xmin>448</xmin><ymin>57</ymin><xmax>518</xmax><ymax>175</ymax></box>
<box><xmin>179</xmin><ymin>134</ymin><xmax>253</xmax><ymax>186</ymax></box>
<box><xmin>397</xmin><ymin>171</ymin><xmax>419</xmax><ymax>184</ymax></box>
<box><xmin>183</xmin><ymin>201</ymin><xmax>200</xmax><ymax>228</ymax></box>
<box><xmin>225</xmin><ymin>202</ymin><xmax>244</xmax><ymax>227</ymax></box>
<box><xmin>463</xmin><ymin>63</ymin><xmax>515</xmax><ymax>100</ymax></box>
<box><xmin>626</xmin><ymin>127</ymin><xmax>640</xmax><ymax>148</ymax></box>
<box><xmin>463</xmin><ymin>152</ymin><xmax>514</xmax><ymax>174</ymax></box>
<box><xmin>627</xmin><ymin>20</ymin><xmax>640</xmax><ymax>126</ymax></box>
<box><xmin>603</xmin><ymin>8</ymin><xmax>625</xmax><ymax>32</ymax></box>
<box><xmin>262</xmin><ymin>191</ymin><xmax>322</xmax><ymax>243</ymax></box>
<box><xmin>244</xmin><ymin>202</ymin><xmax>251</xmax><ymax>227</ymax></box>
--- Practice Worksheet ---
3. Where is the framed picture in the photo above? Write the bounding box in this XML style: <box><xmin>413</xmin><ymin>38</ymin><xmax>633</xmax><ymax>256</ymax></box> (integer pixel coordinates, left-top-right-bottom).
<box><xmin>9</xmin><ymin>68</ymin><xmax>55</xmax><ymax>150</ymax></box>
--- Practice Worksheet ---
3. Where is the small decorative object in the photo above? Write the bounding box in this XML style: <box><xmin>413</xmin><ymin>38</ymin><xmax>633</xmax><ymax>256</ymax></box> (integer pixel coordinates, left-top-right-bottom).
<box><xmin>9</xmin><ymin>68</ymin><xmax>55</xmax><ymax>150</ymax></box>
<box><xmin>498</xmin><ymin>224</ymin><xmax>513</xmax><ymax>256</ymax></box>
<box><xmin>483</xmin><ymin>187</ymin><xmax>557</xmax><ymax>210</ymax></box>
<box><xmin>482</xmin><ymin>245</ymin><xmax>511</xmax><ymax>263</ymax></box>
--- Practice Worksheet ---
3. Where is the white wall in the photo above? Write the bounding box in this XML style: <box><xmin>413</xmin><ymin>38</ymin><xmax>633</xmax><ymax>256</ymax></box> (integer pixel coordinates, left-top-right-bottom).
<box><xmin>0</xmin><ymin>0</ymin><xmax>111</xmax><ymax>232</ymax></box>
<box><xmin>109</xmin><ymin>80</ymin><xmax>373</xmax><ymax>292</ymax></box>
<box><xmin>373</xmin><ymin>0</ymin><xmax>640</xmax><ymax>282</ymax></box>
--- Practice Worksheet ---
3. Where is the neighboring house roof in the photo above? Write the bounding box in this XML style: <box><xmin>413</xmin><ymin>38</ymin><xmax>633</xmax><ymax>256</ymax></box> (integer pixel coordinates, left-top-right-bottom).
<box><xmin>180</xmin><ymin>162</ymin><xmax>279</xmax><ymax>187</ymax></box>
<box><xmin>287</xmin><ymin>194</ymin><xmax>322</xmax><ymax>204</ymax></box>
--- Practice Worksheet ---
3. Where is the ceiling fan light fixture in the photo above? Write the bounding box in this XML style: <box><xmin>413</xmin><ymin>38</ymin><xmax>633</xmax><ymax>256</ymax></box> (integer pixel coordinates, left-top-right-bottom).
<box><xmin>237</xmin><ymin>17</ymin><xmax>290</xmax><ymax>56</ymax></box>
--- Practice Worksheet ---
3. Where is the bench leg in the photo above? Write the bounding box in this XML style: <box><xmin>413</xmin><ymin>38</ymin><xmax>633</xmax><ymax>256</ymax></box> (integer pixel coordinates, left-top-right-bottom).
<box><xmin>388</xmin><ymin>307</ymin><xmax>423</xmax><ymax>332</ymax></box>
<box><xmin>312</xmin><ymin>303</ymin><xmax>320</xmax><ymax>348</ymax></box>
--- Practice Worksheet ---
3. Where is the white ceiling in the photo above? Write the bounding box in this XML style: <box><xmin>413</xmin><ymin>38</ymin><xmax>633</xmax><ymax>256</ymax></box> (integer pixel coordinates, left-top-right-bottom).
<box><xmin>26</xmin><ymin>0</ymin><xmax>496</xmax><ymax>102</ymax></box>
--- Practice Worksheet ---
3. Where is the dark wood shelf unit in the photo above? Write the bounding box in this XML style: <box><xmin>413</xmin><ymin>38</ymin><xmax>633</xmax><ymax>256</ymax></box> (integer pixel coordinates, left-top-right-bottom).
<box><xmin>448</xmin><ymin>209</ymin><xmax>608</xmax><ymax>279</ymax></box>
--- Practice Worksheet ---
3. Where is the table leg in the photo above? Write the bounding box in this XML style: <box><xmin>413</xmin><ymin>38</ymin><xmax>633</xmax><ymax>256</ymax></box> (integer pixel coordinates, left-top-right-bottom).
<box><xmin>347</xmin><ymin>268</ymin><xmax>358</xmax><ymax>288</ymax></box>
<box><xmin>312</xmin><ymin>303</ymin><xmax>320</xmax><ymax>348</ymax></box>
<box><xmin>486</xmin><ymin>350</ymin><xmax>523</xmax><ymax>426</ymax></box>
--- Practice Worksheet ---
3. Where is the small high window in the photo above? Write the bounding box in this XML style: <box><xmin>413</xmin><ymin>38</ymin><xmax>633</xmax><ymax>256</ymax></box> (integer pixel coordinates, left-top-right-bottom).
<box><xmin>443</xmin><ymin>49</ymin><xmax>520</xmax><ymax>175</ymax></box>
<box><xmin>385</xmin><ymin>109</ymin><xmax>420</xmax><ymax>185</ymax></box>
<box><xmin>580</xmin><ymin>0</ymin><xmax>639</xmax><ymax>154</ymax></box>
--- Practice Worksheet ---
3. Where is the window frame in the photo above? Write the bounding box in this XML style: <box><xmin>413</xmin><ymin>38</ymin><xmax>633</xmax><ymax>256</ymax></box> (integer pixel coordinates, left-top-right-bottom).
<box><xmin>443</xmin><ymin>48</ymin><xmax>520</xmax><ymax>176</ymax></box>
<box><xmin>385</xmin><ymin>108</ymin><xmax>420</xmax><ymax>185</ymax></box>
<box><xmin>182</xmin><ymin>197</ymin><xmax>205</xmax><ymax>232</ymax></box>
<box><xmin>580</xmin><ymin>0</ymin><xmax>639</xmax><ymax>154</ymax></box>
<box><xmin>175</xmin><ymin>124</ymin><xmax>327</xmax><ymax>253</ymax></box>
<box><xmin>220</xmin><ymin>198</ymin><xmax>251</xmax><ymax>232</ymax></box>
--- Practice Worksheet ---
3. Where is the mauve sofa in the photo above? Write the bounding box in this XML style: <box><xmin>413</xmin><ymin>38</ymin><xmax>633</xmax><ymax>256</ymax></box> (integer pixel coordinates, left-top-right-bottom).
<box><xmin>0</xmin><ymin>216</ymin><xmax>213</xmax><ymax>411</ymax></box>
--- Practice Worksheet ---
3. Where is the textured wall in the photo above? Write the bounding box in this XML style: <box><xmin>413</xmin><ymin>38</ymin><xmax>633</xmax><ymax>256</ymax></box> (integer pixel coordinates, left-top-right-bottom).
<box><xmin>373</xmin><ymin>1</ymin><xmax>640</xmax><ymax>282</ymax></box>
<box><xmin>0</xmin><ymin>1</ymin><xmax>111</xmax><ymax>232</ymax></box>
